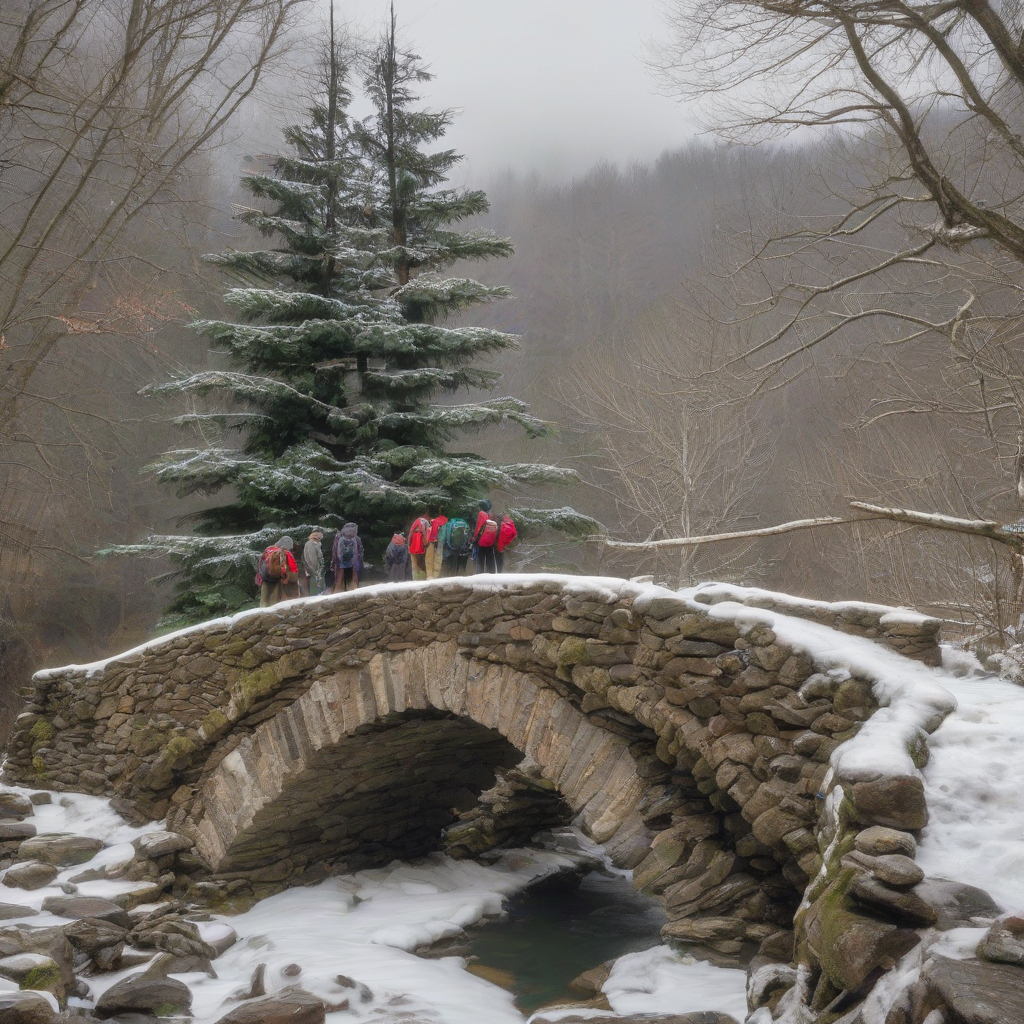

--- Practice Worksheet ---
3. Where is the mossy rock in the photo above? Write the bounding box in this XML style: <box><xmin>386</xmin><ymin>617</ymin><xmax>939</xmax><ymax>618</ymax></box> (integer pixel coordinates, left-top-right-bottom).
<box><xmin>27</xmin><ymin>720</ymin><xmax>54</xmax><ymax>752</ymax></box>
<box><xmin>20</xmin><ymin>961</ymin><xmax>60</xmax><ymax>994</ymax></box>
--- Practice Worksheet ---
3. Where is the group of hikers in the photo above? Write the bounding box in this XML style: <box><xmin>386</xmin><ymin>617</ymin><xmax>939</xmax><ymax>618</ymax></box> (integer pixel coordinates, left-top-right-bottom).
<box><xmin>256</xmin><ymin>499</ymin><xmax>517</xmax><ymax>607</ymax></box>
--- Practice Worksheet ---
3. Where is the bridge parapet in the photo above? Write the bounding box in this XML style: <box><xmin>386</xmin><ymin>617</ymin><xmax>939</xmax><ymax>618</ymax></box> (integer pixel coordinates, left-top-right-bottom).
<box><xmin>3</xmin><ymin>575</ymin><xmax>951</xmax><ymax>965</ymax></box>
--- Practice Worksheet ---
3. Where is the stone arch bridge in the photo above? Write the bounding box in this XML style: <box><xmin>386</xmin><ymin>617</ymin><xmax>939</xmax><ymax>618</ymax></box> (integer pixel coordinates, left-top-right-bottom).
<box><xmin>4</xmin><ymin>575</ymin><xmax>942</xmax><ymax>957</ymax></box>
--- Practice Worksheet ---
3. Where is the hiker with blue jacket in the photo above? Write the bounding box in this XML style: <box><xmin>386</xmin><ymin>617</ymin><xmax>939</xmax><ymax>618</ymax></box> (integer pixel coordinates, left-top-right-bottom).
<box><xmin>332</xmin><ymin>522</ymin><xmax>363</xmax><ymax>593</ymax></box>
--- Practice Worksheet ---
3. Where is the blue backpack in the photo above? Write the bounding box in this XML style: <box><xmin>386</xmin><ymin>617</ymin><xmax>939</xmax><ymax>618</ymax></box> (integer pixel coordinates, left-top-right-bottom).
<box><xmin>442</xmin><ymin>518</ymin><xmax>469</xmax><ymax>557</ymax></box>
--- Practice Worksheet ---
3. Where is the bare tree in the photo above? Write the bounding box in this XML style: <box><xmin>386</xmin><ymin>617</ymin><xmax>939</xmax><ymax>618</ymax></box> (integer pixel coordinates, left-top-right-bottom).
<box><xmin>0</xmin><ymin>0</ymin><xmax>308</xmax><ymax>724</ymax></box>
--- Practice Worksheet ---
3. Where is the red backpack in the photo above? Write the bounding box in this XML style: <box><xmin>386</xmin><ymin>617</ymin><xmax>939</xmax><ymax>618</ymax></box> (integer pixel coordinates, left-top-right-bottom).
<box><xmin>477</xmin><ymin>517</ymin><xmax>499</xmax><ymax>547</ymax></box>
<box><xmin>497</xmin><ymin>516</ymin><xmax>518</xmax><ymax>553</ymax></box>
<box><xmin>258</xmin><ymin>546</ymin><xmax>289</xmax><ymax>585</ymax></box>
<box><xmin>408</xmin><ymin>517</ymin><xmax>430</xmax><ymax>555</ymax></box>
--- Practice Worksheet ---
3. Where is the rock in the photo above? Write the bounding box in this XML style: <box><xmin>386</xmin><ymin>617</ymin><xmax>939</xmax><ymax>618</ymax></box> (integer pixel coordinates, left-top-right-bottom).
<box><xmin>865</xmin><ymin>853</ymin><xmax>923</xmax><ymax>889</ymax></box>
<box><xmin>0</xmin><ymin>795</ymin><xmax>34</xmax><ymax>820</ymax></box>
<box><xmin>63</xmin><ymin>918</ymin><xmax>129</xmax><ymax>954</ymax></box>
<box><xmin>849</xmin><ymin>777</ymin><xmax>927</xmax><ymax>831</ymax></box>
<box><xmin>94</xmin><ymin>975</ymin><xmax>192</xmax><ymax>1019</ymax></box>
<box><xmin>0</xmin><ymin>924</ymin><xmax>75</xmax><ymax>995</ymax></box>
<box><xmin>804</xmin><ymin>896</ymin><xmax>920</xmax><ymax>991</ymax></box>
<box><xmin>0</xmin><ymin>953</ymin><xmax>63</xmax><ymax>999</ymax></box>
<box><xmin>143</xmin><ymin>952</ymin><xmax>217</xmax><ymax>978</ymax></box>
<box><xmin>212</xmin><ymin>991</ymin><xmax>326</xmax><ymax>1024</ymax></box>
<box><xmin>0</xmin><ymin>904</ymin><xmax>39</xmax><ymax>921</ymax></box>
<box><xmin>27</xmin><ymin>795</ymin><xmax>50</xmax><ymax>807</ymax></box>
<box><xmin>0</xmin><ymin>823</ymin><xmax>37</xmax><ymax>842</ymax></box>
<box><xmin>848</xmin><ymin>873</ymin><xmax>937</xmax><ymax>926</ymax></box>
<box><xmin>40</xmin><ymin>897</ymin><xmax>131</xmax><ymax>929</ymax></box>
<box><xmin>199</xmin><ymin>922</ymin><xmax>237</xmax><ymax>956</ymax></box>
<box><xmin>133</xmin><ymin>833</ymin><xmax>192</xmax><ymax>860</ymax></box>
<box><xmin>978</xmin><ymin>915</ymin><xmax>1024</xmax><ymax>966</ymax></box>
<box><xmin>568</xmin><ymin>961</ymin><xmax>612</xmax><ymax>996</ymax></box>
<box><xmin>914</xmin><ymin>878</ymin><xmax>1002</xmax><ymax>929</ymax></box>
<box><xmin>130</xmin><ymin>917</ymin><xmax>217</xmax><ymax>959</ymax></box>
<box><xmin>18</xmin><ymin>835</ymin><xmax>104</xmax><ymax>867</ymax></box>
<box><xmin>853</xmin><ymin>825</ymin><xmax>917</xmax><ymax>858</ymax></box>
<box><xmin>0</xmin><ymin>991</ymin><xmax>59</xmax><ymax>1024</ymax></box>
<box><xmin>3</xmin><ymin>863</ymin><xmax>58</xmax><ymax>891</ymax></box>
<box><xmin>920</xmin><ymin>954</ymin><xmax>1024</xmax><ymax>1023</ymax></box>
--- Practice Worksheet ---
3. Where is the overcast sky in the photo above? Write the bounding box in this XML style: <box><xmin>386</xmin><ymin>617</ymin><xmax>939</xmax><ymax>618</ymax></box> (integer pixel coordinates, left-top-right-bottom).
<box><xmin>326</xmin><ymin>0</ymin><xmax>696</xmax><ymax>180</ymax></box>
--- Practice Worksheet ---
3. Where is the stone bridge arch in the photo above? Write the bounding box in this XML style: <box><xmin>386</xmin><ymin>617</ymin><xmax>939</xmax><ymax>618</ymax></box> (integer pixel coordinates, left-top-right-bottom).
<box><xmin>4</xmin><ymin>575</ymin><xmax>943</xmax><ymax>956</ymax></box>
<box><xmin>191</xmin><ymin>642</ymin><xmax>652</xmax><ymax>880</ymax></box>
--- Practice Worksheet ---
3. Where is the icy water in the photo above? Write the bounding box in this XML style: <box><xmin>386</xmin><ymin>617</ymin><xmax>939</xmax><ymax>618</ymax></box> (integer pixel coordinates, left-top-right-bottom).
<box><xmin>466</xmin><ymin>868</ymin><xmax>668</xmax><ymax>1012</ymax></box>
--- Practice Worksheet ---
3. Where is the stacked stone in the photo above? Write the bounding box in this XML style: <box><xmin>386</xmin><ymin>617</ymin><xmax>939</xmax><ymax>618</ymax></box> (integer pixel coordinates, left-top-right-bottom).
<box><xmin>1</xmin><ymin>578</ymin><xmax>945</xmax><ymax>974</ymax></box>
<box><xmin>693</xmin><ymin>587</ymin><xmax>943</xmax><ymax>667</ymax></box>
<box><xmin>442</xmin><ymin>761</ymin><xmax>573</xmax><ymax>859</ymax></box>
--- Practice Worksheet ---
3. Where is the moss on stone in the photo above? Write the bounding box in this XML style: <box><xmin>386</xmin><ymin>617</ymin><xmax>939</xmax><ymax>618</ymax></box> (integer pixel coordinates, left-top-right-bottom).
<box><xmin>556</xmin><ymin>635</ymin><xmax>588</xmax><ymax>667</ymax></box>
<box><xmin>162</xmin><ymin>734</ymin><xmax>196</xmax><ymax>764</ymax></box>
<box><xmin>28</xmin><ymin>719</ymin><xmax>55</xmax><ymax>751</ymax></box>
<box><xmin>21</xmin><ymin>961</ymin><xmax>60</xmax><ymax>992</ymax></box>
<box><xmin>31</xmin><ymin>755</ymin><xmax>52</xmax><ymax>781</ymax></box>
<box><xmin>200</xmin><ymin>709</ymin><xmax>230</xmax><ymax>741</ymax></box>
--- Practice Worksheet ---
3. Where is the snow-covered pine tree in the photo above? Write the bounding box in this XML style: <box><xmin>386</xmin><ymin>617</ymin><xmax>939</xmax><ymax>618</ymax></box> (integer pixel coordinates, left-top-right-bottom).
<box><xmin>110</xmin><ymin>9</ymin><xmax>596</xmax><ymax>626</ymax></box>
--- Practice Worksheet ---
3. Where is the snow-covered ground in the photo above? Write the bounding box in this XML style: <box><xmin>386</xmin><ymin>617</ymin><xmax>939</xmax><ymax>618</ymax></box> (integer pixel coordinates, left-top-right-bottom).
<box><xmin>0</xmin><ymin>786</ymin><xmax>747</xmax><ymax>1023</ymax></box>
<box><xmin>916</xmin><ymin>664</ymin><xmax>1024</xmax><ymax>912</ymax></box>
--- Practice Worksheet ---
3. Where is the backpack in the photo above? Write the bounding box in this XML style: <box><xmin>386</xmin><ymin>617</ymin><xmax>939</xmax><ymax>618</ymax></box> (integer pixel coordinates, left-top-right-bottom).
<box><xmin>442</xmin><ymin>518</ymin><xmax>469</xmax><ymax>557</ymax></box>
<box><xmin>497</xmin><ymin>516</ymin><xmax>518</xmax><ymax>553</ymax></box>
<box><xmin>409</xmin><ymin>517</ymin><xmax>430</xmax><ymax>556</ymax></box>
<box><xmin>335</xmin><ymin>531</ymin><xmax>358</xmax><ymax>569</ymax></box>
<box><xmin>259</xmin><ymin>546</ymin><xmax>288</xmax><ymax>583</ymax></box>
<box><xmin>477</xmin><ymin>517</ymin><xmax>499</xmax><ymax>548</ymax></box>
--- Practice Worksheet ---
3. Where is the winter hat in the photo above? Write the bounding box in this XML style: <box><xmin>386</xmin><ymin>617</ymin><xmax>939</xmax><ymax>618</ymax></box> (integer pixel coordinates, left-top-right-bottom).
<box><xmin>478</xmin><ymin>499</ymin><xmax>492</xmax><ymax>512</ymax></box>
<box><xmin>276</xmin><ymin>536</ymin><xmax>294</xmax><ymax>550</ymax></box>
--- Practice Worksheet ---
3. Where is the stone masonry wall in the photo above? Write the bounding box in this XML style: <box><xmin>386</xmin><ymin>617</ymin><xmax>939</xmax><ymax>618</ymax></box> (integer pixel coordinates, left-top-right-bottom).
<box><xmin>3</xmin><ymin>575</ymin><xmax>948</xmax><ymax>984</ymax></box>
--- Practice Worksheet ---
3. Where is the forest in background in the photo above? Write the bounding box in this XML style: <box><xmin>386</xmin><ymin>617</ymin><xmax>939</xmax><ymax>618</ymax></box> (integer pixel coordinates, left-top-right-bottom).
<box><xmin>4</xmin><ymin>1</ymin><xmax>1023</xmax><ymax>741</ymax></box>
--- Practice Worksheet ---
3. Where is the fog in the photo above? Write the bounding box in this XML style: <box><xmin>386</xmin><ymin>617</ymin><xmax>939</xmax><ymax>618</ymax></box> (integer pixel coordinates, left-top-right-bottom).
<box><xmin>330</xmin><ymin>0</ymin><xmax>695</xmax><ymax>178</ymax></box>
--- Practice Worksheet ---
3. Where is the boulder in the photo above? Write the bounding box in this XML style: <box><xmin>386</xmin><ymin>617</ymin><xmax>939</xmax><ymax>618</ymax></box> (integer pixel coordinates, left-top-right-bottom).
<box><xmin>978</xmin><ymin>915</ymin><xmax>1024</xmax><ymax>966</ymax></box>
<box><xmin>804</xmin><ymin>897</ymin><xmax>920</xmax><ymax>991</ymax></box>
<box><xmin>0</xmin><ymin>953</ymin><xmax>63</xmax><ymax>1000</ymax></box>
<box><xmin>143</xmin><ymin>952</ymin><xmax>217</xmax><ymax>978</ymax></box>
<box><xmin>130</xmin><ymin>916</ymin><xmax>216</xmax><ymax>959</ymax></box>
<box><xmin>0</xmin><ymin>925</ymin><xmax>75</xmax><ymax>995</ymax></box>
<box><xmin>0</xmin><ymin>795</ymin><xmax>34</xmax><ymax>821</ymax></box>
<box><xmin>0</xmin><ymin>991</ymin><xmax>59</xmax><ymax>1024</ymax></box>
<box><xmin>212</xmin><ymin>991</ymin><xmax>326</xmax><ymax>1024</ymax></box>
<box><xmin>920</xmin><ymin>954</ymin><xmax>1024</xmax><ymax>1023</ymax></box>
<box><xmin>18</xmin><ymin>835</ymin><xmax>104</xmax><ymax>867</ymax></box>
<box><xmin>849</xmin><ymin>777</ymin><xmax>927</xmax><ymax>831</ymax></box>
<box><xmin>0</xmin><ymin>823</ymin><xmax>37</xmax><ymax>842</ymax></box>
<box><xmin>568</xmin><ymin>961</ymin><xmax>612</xmax><ymax>997</ymax></box>
<box><xmin>133</xmin><ymin>833</ymin><xmax>192</xmax><ymax>860</ymax></box>
<box><xmin>94</xmin><ymin>975</ymin><xmax>192</xmax><ymax>1019</ymax></box>
<box><xmin>40</xmin><ymin>897</ymin><xmax>131</xmax><ymax>929</ymax></box>
<box><xmin>853</xmin><ymin>825</ymin><xmax>916</xmax><ymax>858</ymax></box>
<box><xmin>914</xmin><ymin>878</ymin><xmax>1002</xmax><ymax>930</ymax></box>
<box><xmin>3</xmin><ymin>863</ymin><xmax>58</xmax><ymax>891</ymax></box>
<box><xmin>63</xmin><ymin>918</ymin><xmax>129</xmax><ymax>954</ymax></box>
<box><xmin>0</xmin><ymin>904</ymin><xmax>39</xmax><ymax>921</ymax></box>
<box><xmin>848</xmin><ymin>874</ymin><xmax>938</xmax><ymax>926</ymax></box>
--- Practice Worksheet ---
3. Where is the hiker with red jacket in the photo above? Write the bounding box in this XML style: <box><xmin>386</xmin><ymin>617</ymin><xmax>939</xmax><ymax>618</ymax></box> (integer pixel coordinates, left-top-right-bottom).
<box><xmin>332</xmin><ymin>522</ymin><xmax>364</xmax><ymax>593</ymax></box>
<box><xmin>425</xmin><ymin>509</ymin><xmax>448</xmax><ymax>580</ymax></box>
<box><xmin>257</xmin><ymin>536</ymin><xmax>299</xmax><ymax>607</ymax></box>
<box><xmin>471</xmin><ymin>499</ymin><xmax>499</xmax><ymax>574</ymax></box>
<box><xmin>408</xmin><ymin>511</ymin><xmax>431</xmax><ymax>581</ymax></box>
<box><xmin>494</xmin><ymin>512</ymin><xmax>518</xmax><ymax>572</ymax></box>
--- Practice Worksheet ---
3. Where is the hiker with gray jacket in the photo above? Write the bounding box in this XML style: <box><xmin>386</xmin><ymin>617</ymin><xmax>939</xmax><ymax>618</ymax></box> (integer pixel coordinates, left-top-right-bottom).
<box><xmin>300</xmin><ymin>530</ymin><xmax>325</xmax><ymax>596</ymax></box>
